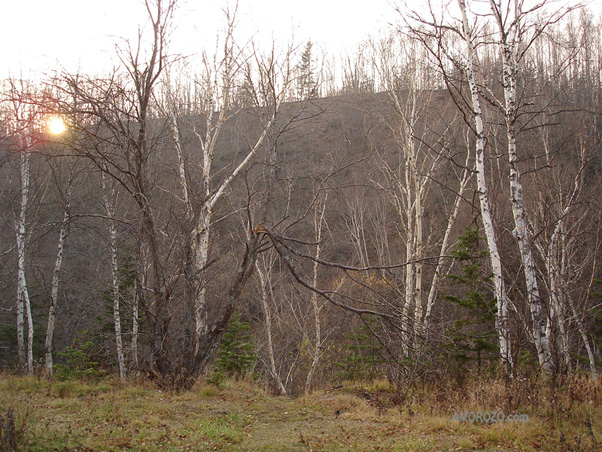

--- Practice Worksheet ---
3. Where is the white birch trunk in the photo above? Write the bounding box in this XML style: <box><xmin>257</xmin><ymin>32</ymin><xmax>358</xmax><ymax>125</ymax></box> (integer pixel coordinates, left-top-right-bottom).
<box><xmin>305</xmin><ymin>197</ymin><xmax>327</xmax><ymax>394</ymax></box>
<box><xmin>170</xmin><ymin>111</ymin><xmax>191</xmax><ymax>214</ymax></box>
<box><xmin>459</xmin><ymin>0</ymin><xmax>513</xmax><ymax>372</ymax></box>
<box><xmin>403</xmin><ymin>218</ymin><xmax>415</xmax><ymax>348</ymax></box>
<box><xmin>566</xmin><ymin>292</ymin><xmax>598</xmax><ymax>376</ymax></box>
<box><xmin>256</xmin><ymin>260</ymin><xmax>287</xmax><ymax>395</ymax></box>
<box><xmin>16</xmin><ymin>151</ymin><xmax>33</xmax><ymax>375</ymax></box>
<box><xmin>192</xmin><ymin>209</ymin><xmax>211</xmax><ymax>349</ymax></box>
<box><xmin>489</xmin><ymin>0</ymin><xmax>553</xmax><ymax>374</ymax></box>
<box><xmin>131</xmin><ymin>278</ymin><xmax>139</xmax><ymax>370</ymax></box>
<box><xmin>545</xmin><ymin>227</ymin><xmax>571</xmax><ymax>372</ymax></box>
<box><xmin>101</xmin><ymin>171</ymin><xmax>126</xmax><ymax>379</ymax></box>
<box><xmin>412</xmin><ymin>155</ymin><xmax>424</xmax><ymax>332</ymax></box>
<box><xmin>44</xmin><ymin>188</ymin><xmax>71</xmax><ymax>379</ymax></box>
<box><xmin>423</xmin><ymin>151</ymin><xmax>471</xmax><ymax>330</ymax></box>
<box><xmin>191</xmin><ymin>95</ymin><xmax>283</xmax><ymax>353</ymax></box>
<box><xmin>543</xmin><ymin>157</ymin><xmax>595</xmax><ymax>374</ymax></box>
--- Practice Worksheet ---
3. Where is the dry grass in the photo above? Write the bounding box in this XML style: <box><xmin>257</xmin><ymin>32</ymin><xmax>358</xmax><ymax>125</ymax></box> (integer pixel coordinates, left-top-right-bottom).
<box><xmin>0</xmin><ymin>373</ymin><xmax>600</xmax><ymax>451</ymax></box>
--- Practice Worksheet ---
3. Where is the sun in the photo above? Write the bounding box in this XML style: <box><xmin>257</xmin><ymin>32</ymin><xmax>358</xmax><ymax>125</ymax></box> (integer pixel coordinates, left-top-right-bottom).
<box><xmin>46</xmin><ymin>116</ymin><xmax>67</xmax><ymax>135</ymax></box>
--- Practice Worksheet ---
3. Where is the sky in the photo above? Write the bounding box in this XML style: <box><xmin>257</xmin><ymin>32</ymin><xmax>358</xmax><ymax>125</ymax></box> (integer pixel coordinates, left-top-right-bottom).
<box><xmin>0</xmin><ymin>0</ymin><xmax>394</xmax><ymax>79</ymax></box>
<box><xmin>2</xmin><ymin>0</ymin><xmax>598</xmax><ymax>80</ymax></box>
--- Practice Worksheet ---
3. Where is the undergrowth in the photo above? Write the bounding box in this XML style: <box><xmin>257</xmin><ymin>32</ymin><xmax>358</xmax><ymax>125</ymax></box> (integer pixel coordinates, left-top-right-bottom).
<box><xmin>0</xmin><ymin>373</ymin><xmax>600</xmax><ymax>451</ymax></box>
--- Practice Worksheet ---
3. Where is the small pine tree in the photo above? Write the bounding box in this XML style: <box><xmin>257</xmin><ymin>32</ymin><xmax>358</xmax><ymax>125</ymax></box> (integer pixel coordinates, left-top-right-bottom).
<box><xmin>214</xmin><ymin>314</ymin><xmax>257</xmax><ymax>379</ymax></box>
<box><xmin>442</xmin><ymin>228</ymin><xmax>498</xmax><ymax>376</ymax></box>
<box><xmin>335</xmin><ymin>316</ymin><xmax>385</xmax><ymax>380</ymax></box>
<box><xmin>54</xmin><ymin>331</ymin><xmax>104</xmax><ymax>382</ymax></box>
<box><xmin>297</xmin><ymin>41</ymin><xmax>316</xmax><ymax>100</ymax></box>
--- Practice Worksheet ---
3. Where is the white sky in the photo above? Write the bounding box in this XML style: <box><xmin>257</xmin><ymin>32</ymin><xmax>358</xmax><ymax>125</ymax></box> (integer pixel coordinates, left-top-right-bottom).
<box><xmin>2</xmin><ymin>0</ymin><xmax>598</xmax><ymax>80</ymax></box>
<box><xmin>0</xmin><ymin>0</ymin><xmax>394</xmax><ymax>79</ymax></box>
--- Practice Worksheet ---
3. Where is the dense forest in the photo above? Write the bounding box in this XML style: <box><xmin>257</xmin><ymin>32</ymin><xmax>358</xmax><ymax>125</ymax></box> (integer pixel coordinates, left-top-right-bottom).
<box><xmin>1</xmin><ymin>0</ymin><xmax>601</xmax><ymax>394</ymax></box>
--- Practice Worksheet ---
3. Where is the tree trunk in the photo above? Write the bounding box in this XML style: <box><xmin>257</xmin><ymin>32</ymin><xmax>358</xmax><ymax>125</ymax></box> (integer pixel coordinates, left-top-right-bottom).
<box><xmin>489</xmin><ymin>0</ymin><xmax>553</xmax><ymax>374</ymax></box>
<box><xmin>16</xmin><ymin>151</ymin><xmax>33</xmax><ymax>375</ymax></box>
<box><xmin>132</xmin><ymin>273</ymin><xmax>140</xmax><ymax>372</ymax></box>
<box><xmin>459</xmin><ymin>0</ymin><xmax>513</xmax><ymax>373</ymax></box>
<box><xmin>305</xmin><ymin>197</ymin><xmax>327</xmax><ymax>394</ymax></box>
<box><xmin>423</xmin><ymin>151</ymin><xmax>471</xmax><ymax>331</ymax></box>
<box><xmin>256</xmin><ymin>259</ymin><xmax>287</xmax><ymax>395</ymax></box>
<box><xmin>44</xmin><ymin>188</ymin><xmax>71</xmax><ymax>379</ymax></box>
<box><xmin>101</xmin><ymin>172</ymin><xmax>126</xmax><ymax>380</ymax></box>
<box><xmin>192</xmin><ymin>208</ymin><xmax>211</xmax><ymax>354</ymax></box>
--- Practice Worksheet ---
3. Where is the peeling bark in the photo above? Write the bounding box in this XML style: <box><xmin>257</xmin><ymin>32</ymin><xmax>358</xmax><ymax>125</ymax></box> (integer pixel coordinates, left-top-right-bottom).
<box><xmin>305</xmin><ymin>196</ymin><xmax>327</xmax><ymax>395</ymax></box>
<box><xmin>44</xmin><ymin>187</ymin><xmax>71</xmax><ymax>379</ymax></box>
<box><xmin>16</xmin><ymin>151</ymin><xmax>33</xmax><ymax>375</ymax></box>
<box><xmin>101</xmin><ymin>171</ymin><xmax>126</xmax><ymax>380</ymax></box>
<box><xmin>459</xmin><ymin>0</ymin><xmax>513</xmax><ymax>372</ymax></box>
<box><xmin>489</xmin><ymin>0</ymin><xmax>553</xmax><ymax>374</ymax></box>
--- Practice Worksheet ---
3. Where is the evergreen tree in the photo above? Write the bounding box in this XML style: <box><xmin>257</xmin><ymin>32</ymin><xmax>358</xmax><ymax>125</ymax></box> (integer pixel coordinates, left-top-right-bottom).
<box><xmin>297</xmin><ymin>41</ymin><xmax>316</xmax><ymax>100</ymax></box>
<box><xmin>214</xmin><ymin>314</ymin><xmax>257</xmax><ymax>379</ymax></box>
<box><xmin>442</xmin><ymin>228</ymin><xmax>498</xmax><ymax>376</ymax></box>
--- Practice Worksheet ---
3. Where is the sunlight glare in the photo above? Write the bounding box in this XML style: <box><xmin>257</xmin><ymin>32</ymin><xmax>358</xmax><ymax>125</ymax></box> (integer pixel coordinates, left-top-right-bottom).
<box><xmin>47</xmin><ymin>116</ymin><xmax>67</xmax><ymax>135</ymax></box>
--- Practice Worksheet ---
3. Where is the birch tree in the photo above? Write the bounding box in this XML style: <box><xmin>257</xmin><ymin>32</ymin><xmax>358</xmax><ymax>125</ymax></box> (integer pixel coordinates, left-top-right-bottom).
<box><xmin>305</xmin><ymin>193</ymin><xmax>328</xmax><ymax>394</ymax></box>
<box><xmin>6</xmin><ymin>83</ymin><xmax>37</xmax><ymax>375</ymax></box>
<box><xmin>16</xmin><ymin>149</ymin><xmax>33</xmax><ymax>375</ymax></box>
<box><xmin>402</xmin><ymin>0</ymin><xmax>514</xmax><ymax>371</ymax></box>
<box><xmin>371</xmin><ymin>32</ymin><xmax>469</xmax><ymax>350</ymax></box>
<box><xmin>168</xmin><ymin>35</ymin><xmax>295</xmax><ymax>378</ymax></box>
<box><xmin>255</xmin><ymin>251</ymin><xmax>287</xmax><ymax>395</ymax></box>
<box><xmin>487</xmin><ymin>0</ymin><xmax>562</xmax><ymax>374</ymax></box>
<box><xmin>100</xmin><ymin>170</ymin><xmax>126</xmax><ymax>380</ymax></box>
<box><xmin>44</xmin><ymin>160</ymin><xmax>73</xmax><ymax>379</ymax></box>
<box><xmin>457</xmin><ymin>0</ymin><xmax>513</xmax><ymax>372</ymax></box>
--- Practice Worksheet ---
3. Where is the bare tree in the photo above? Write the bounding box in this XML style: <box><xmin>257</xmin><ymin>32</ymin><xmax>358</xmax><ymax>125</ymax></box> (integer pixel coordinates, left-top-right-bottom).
<box><xmin>5</xmin><ymin>81</ymin><xmax>38</xmax><ymax>375</ymax></box>
<box><xmin>305</xmin><ymin>193</ymin><xmax>328</xmax><ymax>394</ymax></box>
<box><xmin>486</xmin><ymin>0</ymin><xmax>576</xmax><ymax>374</ymax></box>
<box><xmin>100</xmin><ymin>169</ymin><xmax>126</xmax><ymax>380</ymax></box>
<box><xmin>44</xmin><ymin>157</ymin><xmax>74</xmax><ymax>379</ymax></box>
<box><xmin>400</xmin><ymin>0</ymin><xmax>515</xmax><ymax>371</ymax></box>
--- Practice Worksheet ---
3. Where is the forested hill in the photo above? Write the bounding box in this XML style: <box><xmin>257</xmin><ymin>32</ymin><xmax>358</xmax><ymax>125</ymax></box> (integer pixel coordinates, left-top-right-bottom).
<box><xmin>2</xmin><ymin>2</ymin><xmax>601</xmax><ymax>391</ymax></box>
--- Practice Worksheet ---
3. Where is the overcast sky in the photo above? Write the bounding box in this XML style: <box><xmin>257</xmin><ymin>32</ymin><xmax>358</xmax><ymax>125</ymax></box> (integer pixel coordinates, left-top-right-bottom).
<box><xmin>0</xmin><ymin>0</ymin><xmax>393</xmax><ymax>79</ymax></box>
<box><xmin>2</xmin><ymin>0</ymin><xmax>598</xmax><ymax>80</ymax></box>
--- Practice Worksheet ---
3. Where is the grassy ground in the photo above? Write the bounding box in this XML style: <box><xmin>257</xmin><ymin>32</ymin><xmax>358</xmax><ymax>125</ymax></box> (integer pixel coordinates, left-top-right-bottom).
<box><xmin>0</xmin><ymin>374</ymin><xmax>600</xmax><ymax>451</ymax></box>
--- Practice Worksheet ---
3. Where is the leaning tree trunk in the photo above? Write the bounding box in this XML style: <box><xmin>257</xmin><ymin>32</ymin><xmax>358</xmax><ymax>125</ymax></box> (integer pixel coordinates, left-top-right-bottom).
<box><xmin>44</xmin><ymin>188</ymin><xmax>71</xmax><ymax>379</ymax></box>
<box><xmin>256</xmin><ymin>258</ymin><xmax>287</xmax><ymax>396</ymax></box>
<box><xmin>189</xmin><ymin>103</ymin><xmax>282</xmax><ymax>375</ymax></box>
<box><xmin>423</xmin><ymin>150</ymin><xmax>471</xmax><ymax>331</ymax></box>
<box><xmin>459</xmin><ymin>0</ymin><xmax>513</xmax><ymax>373</ymax></box>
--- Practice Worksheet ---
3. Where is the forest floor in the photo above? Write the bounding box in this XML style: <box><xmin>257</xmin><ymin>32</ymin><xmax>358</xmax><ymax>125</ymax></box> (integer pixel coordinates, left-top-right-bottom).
<box><xmin>0</xmin><ymin>374</ymin><xmax>600</xmax><ymax>451</ymax></box>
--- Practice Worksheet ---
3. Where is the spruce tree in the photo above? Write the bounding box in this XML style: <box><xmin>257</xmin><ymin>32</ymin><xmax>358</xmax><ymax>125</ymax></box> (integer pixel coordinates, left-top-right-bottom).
<box><xmin>297</xmin><ymin>41</ymin><xmax>316</xmax><ymax>100</ymax></box>
<box><xmin>442</xmin><ymin>228</ymin><xmax>498</xmax><ymax>376</ymax></box>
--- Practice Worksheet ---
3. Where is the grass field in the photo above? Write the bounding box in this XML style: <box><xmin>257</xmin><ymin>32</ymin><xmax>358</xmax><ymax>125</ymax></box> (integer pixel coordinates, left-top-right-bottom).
<box><xmin>0</xmin><ymin>374</ymin><xmax>600</xmax><ymax>451</ymax></box>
